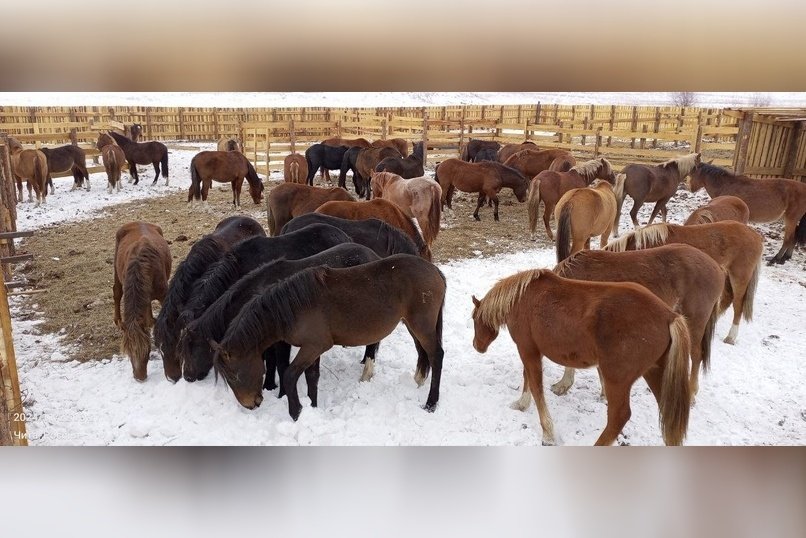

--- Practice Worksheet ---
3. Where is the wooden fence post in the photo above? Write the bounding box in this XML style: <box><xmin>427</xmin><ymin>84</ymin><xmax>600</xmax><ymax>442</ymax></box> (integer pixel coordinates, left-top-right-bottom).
<box><xmin>630</xmin><ymin>106</ymin><xmax>639</xmax><ymax>148</ymax></box>
<box><xmin>652</xmin><ymin>109</ymin><xmax>661</xmax><ymax>148</ymax></box>
<box><xmin>178</xmin><ymin>108</ymin><xmax>186</xmax><ymax>140</ymax></box>
<box><xmin>733</xmin><ymin>111</ymin><xmax>755</xmax><ymax>175</ymax></box>
<box><xmin>594</xmin><ymin>126</ymin><xmax>603</xmax><ymax>157</ymax></box>
<box><xmin>289</xmin><ymin>119</ymin><xmax>296</xmax><ymax>156</ymax></box>
<box><xmin>782</xmin><ymin>121</ymin><xmax>804</xmax><ymax>179</ymax></box>
<box><xmin>213</xmin><ymin>108</ymin><xmax>220</xmax><ymax>140</ymax></box>
<box><xmin>0</xmin><ymin>275</ymin><xmax>26</xmax><ymax>446</ymax></box>
<box><xmin>640</xmin><ymin>124</ymin><xmax>648</xmax><ymax>150</ymax></box>
<box><xmin>581</xmin><ymin>117</ymin><xmax>589</xmax><ymax>147</ymax></box>
<box><xmin>608</xmin><ymin>105</ymin><xmax>615</xmax><ymax>147</ymax></box>
<box><xmin>265</xmin><ymin>127</ymin><xmax>271</xmax><ymax>175</ymax></box>
<box><xmin>458</xmin><ymin>106</ymin><xmax>466</xmax><ymax>157</ymax></box>
<box><xmin>535</xmin><ymin>102</ymin><xmax>541</xmax><ymax>124</ymax></box>
<box><xmin>421</xmin><ymin>111</ymin><xmax>429</xmax><ymax>167</ymax></box>
<box><xmin>145</xmin><ymin>109</ymin><xmax>153</xmax><ymax>140</ymax></box>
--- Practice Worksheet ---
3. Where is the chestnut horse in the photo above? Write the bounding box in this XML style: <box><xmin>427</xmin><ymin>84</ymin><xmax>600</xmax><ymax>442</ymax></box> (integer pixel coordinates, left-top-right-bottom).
<box><xmin>687</xmin><ymin>162</ymin><xmax>806</xmax><ymax>264</ymax></box>
<box><xmin>527</xmin><ymin>157</ymin><xmax>616</xmax><ymax>240</ymax></box>
<box><xmin>613</xmin><ymin>153</ymin><xmax>700</xmax><ymax>234</ymax></box>
<box><xmin>542</xmin><ymin>244</ymin><xmax>724</xmax><ymax>404</ymax></box>
<box><xmin>356</xmin><ymin>146</ymin><xmax>402</xmax><ymax>198</ymax></box>
<box><xmin>7</xmin><ymin>137</ymin><xmax>48</xmax><ymax>206</ymax></box>
<box><xmin>496</xmin><ymin>141</ymin><xmax>538</xmax><ymax>163</ymax></box>
<box><xmin>266</xmin><ymin>183</ymin><xmax>355</xmax><ymax>235</ymax></box>
<box><xmin>217</xmin><ymin>137</ymin><xmax>242</xmax><ymax>152</ymax></box>
<box><xmin>370</xmin><ymin>172</ymin><xmax>442</xmax><ymax>245</ymax></box>
<box><xmin>113</xmin><ymin>221</ymin><xmax>172</xmax><ymax>381</ymax></box>
<box><xmin>315</xmin><ymin>198</ymin><xmax>432</xmax><ymax>260</ymax></box>
<box><xmin>502</xmin><ymin>149</ymin><xmax>577</xmax><ymax>178</ymax></box>
<box><xmin>211</xmin><ymin>254</ymin><xmax>446</xmax><ymax>421</ymax></box>
<box><xmin>188</xmin><ymin>151</ymin><xmax>264</xmax><ymax>208</ymax></box>
<box><xmin>41</xmin><ymin>145</ymin><xmax>90</xmax><ymax>193</ymax></box>
<box><xmin>370</xmin><ymin>138</ymin><xmax>408</xmax><ymax>157</ymax></box>
<box><xmin>554</xmin><ymin>180</ymin><xmax>617</xmax><ymax>262</ymax></box>
<box><xmin>283</xmin><ymin>153</ymin><xmax>308</xmax><ymax>184</ymax></box>
<box><xmin>606</xmin><ymin>221</ymin><xmax>763</xmax><ymax>345</ymax></box>
<box><xmin>461</xmin><ymin>139</ymin><xmax>501</xmax><ymax>162</ymax></box>
<box><xmin>434</xmin><ymin>158</ymin><xmax>529</xmax><ymax>221</ymax></box>
<box><xmin>472</xmin><ymin>269</ymin><xmax>691</xmax><ymax>446</ymax></box>
<box><xmin>107</xmin><ymin>131</ymin><xmax>169</xmax><ymax>186</ymax></box>
<box><xmin>97</xmin><ymin>133</ymin><xmax>127</xmax><ymax>193</ymax></box>
<box><xmin>684</xmin><ymin>195</ymin><xmax>750</xmax><ymax>226</ymax></box>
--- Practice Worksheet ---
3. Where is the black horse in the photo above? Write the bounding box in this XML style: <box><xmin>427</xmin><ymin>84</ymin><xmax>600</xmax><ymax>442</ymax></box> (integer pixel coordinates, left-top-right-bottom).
<box><xmin>375</xmin><ymin>147</ymin><xmax>424</xmax><ymax>179</ymax></box>
<box><xmin>472</xmin><ymin>147</ymin><xmax>499</xmax><ymax>163</ymax></box>
<box><xmin>108</xmin><ymin>131</ymin><xmax>169</xmax><ymax>186</ymax></box>
<box><xmin>153</xmin><ymin>216</ymin><xmax>266</xmax><ymax>382</ymax></box>
<box><xmin>305</xmin><ymin>144</ymin><xmax>350</xmax><ymax>186</ymax></box>
<box><xmin>339</xmin><ymin>146</ymin><xmax>365</xmax><ymax>196</ymax></box>
<box><xmin>179</xmin><ymin>243</ymin><xmax>381</xmax><ymax>392</ymax></box>
<box><xmin>40</xmin><ymin>145</ymin><xmax>90</xmax><ymax>193</ymax></box>
<box><xmin>127</xmin><ymin>123</ymin><xmax>143</xmax><ymax>142</ymax></box>
<box><xmin>461</xmin><ymin>139</ymin><xmax>501</xmax><ymax>162</ymax></box>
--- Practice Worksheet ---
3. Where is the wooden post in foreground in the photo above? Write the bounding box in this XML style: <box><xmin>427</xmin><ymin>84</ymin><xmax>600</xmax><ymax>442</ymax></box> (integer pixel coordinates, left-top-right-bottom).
<box><xmin>0</xmin><ymin>264</ymin><xmax>27</xmax><ymax>446</ymax></box>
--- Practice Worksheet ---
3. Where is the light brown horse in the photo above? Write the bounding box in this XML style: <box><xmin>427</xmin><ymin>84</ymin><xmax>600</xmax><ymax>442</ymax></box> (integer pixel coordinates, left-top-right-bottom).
<box><xmin>613</xmin><ymin>153</ymin><xmax>700</xmax><ymax>234</ymax></box>
<box><xmin>216</xmin><ymin>137</ymin><xmax>242</xmax><ymax>152</ymax></box>
<box><xmin>496</xmin><ymin>141</ymin><xmax>538</xmax><ymax>163</ymax></box>
<box><xmin>370</xmin><ymin>171</ymin><xmax>442</xmax><ymax>245</ymax></box>
<box><xmin>684</xmin><ymin>195</ymin><xmax>750</xmax><ymax>226</ymax></box>
<box><xmin>97</xmin><ymin>133</ymin><xmax>128</xmax><ymax>191</ymax></box>
<box><xmin>370</xmin><ymin>138</ymin><xmax>408</xmax><ymax>157</ymax></box>
<box><xmin>606</xmin><ymin>221</ymin><xmax>763</xmax><ymax>345</ymax></box>
<box><xmin>472</xmin><ymin>269</ymin><xmax>692</xmax><ymax>446</ymax></box>
<box><xmin>540</xmin><ymin>245</ymin><xmax>724</xmax><ymax>405</ymax></box>
<box><xmin>113</xmin><ymin>221</ymin><xmax>172</xmax><ymax>381</ymax></box>
<box><xmin>502</xmin><ymin>148</ymin><xmax>577</xmax><ymax>178</ymax></box>
<box><xmin>283</xmin><ymin>153</ymin><xmax>308</xmax><ymax>184</ymax></box>
<box><xmin>688</xmin><ymin>162</ymin><xmax>806</xmax><ymax>264</ymax></box>
<box><xmin>266</xmin><ymin>183</ymin><xmax>355</xmax><ymax>235</ymax></box>
<box><xmin>356</xmin><ymin>146</ymin><xmax>402</xmax><ymax>194</ymax></box>
<box><xmin>187</xmin><ymin>151</ymin><xmax>264</xmax><ymax>209</ymax></box>
<box><xmin>434</xmin><ymin>158</ymin><xmax>529</xmax><ymax>221</ymax></box>
<box><xmin>7</xmin><ymin>137</ymin><xmax>48</xmax><ymax>206</ymax></box>
<box><xmin>554</xmin><ymin>180</ymin><xmax>617</xmax><ymax>262</ymax></box>
<box><xmin>315</xmin><ymin>198</ymin><xmax>432</xmax><ymax>260</ymax></box>
<box><xmin>527</xmin><ymin>157</ymin><xmax>616</xmax><ymax>240</ymax></box>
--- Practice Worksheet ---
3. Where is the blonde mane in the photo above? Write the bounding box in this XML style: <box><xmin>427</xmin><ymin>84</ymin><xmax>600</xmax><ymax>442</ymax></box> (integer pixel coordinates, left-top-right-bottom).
<box><xmin>605</xmin><ymin>223</ymin><xmax>671</xmax><ymax>252</ymax></box>
<box><xmin>571</xmin><ymin>158</ymin><xmax>611</xmax><ymax>181</ymax></box>
<box><xmin>474</xmin><ymin>269</ymin><xmax>544</xmax><ymax>329</ymax></box>
<box><xmin>661</xmin><ymin>153</ymin><xmax>699</xmax><ymax>178</ymax></box>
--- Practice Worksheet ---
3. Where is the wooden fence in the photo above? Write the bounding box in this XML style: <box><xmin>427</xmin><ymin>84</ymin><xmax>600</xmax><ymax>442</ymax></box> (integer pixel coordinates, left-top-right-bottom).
<box><xmin>726</xmin><ymin>108</ymin><xmax>806</xmax><ymax>180</ymax></box>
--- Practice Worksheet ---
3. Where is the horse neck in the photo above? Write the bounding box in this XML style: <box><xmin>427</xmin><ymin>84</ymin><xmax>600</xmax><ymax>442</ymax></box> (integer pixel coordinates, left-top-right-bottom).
<box><xmin>498</xmin><ymin>167</ymin><xmax>524</xmax><ymax>188</ymax></box>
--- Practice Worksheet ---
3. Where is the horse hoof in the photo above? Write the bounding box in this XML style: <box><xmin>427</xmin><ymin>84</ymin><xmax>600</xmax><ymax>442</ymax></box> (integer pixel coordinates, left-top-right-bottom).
<box><xmin>550</xmin><ymin>382</ymin><xmax>571</xmax><ymax>396</ymax></box>
<box><xmin>509</xmin><ymin>400</ymin><xmax>530</xmax><ymax>412</ymax></box>
<box><xmin>723</xmin><ymin>336</ymin><xmax>736</xmax><ymax>345</ymax></box>
<box><xmin>473</xmin><ymin>216</ymin><xmax>481</xmax><ymax>222</ymax></box>
<box><xmin>541</xmin><ymin>437</ymin><xmax>556</xmax><ymax>447</ymax></box>
<box><xmin>422</xmin><ymin>402</ymin><xmax>437</xmax><ymax>413</ymax></box>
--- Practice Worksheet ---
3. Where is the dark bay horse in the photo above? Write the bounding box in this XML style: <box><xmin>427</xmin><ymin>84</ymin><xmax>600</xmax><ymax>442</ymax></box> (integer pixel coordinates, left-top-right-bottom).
<box><xmin>339</xmin><ymin>146</ymin><xmax>366</xmax><ymax>196</ymax></box>
<box><xmin>217</xmin><ymin>136</ymin><xmax>242</xmax><ymax>152</ymax></box>
<box><xmin>374</xmin><ymin>149</ymin><xmax>424</xmax><ymax>179</ymax></box>
<box><xmin>434</xmin><ymin>158</ymin><xmax>528</xmax><ymax>221</ymax></box>
<box><xmin>527</xmin><ymin>157</ymin><xmax>616</xmax><ymax>240</ymax></box>
<box><xmin>187</xmin><ymin>151</ymin><xmax>264</xmax><ymax>208</ymax></box>
<box><xmin>496</xmin><ymin>141</ymin><xmax>537</xmax><ymax>163</ymax></box>
<box><xmin>473</xmin><ymin>147</ymin><xmax>499</xmax><ymax>163</ymax></box>
<box><xmin>40</xmin><ymin>145</ymin><xmax>89</xmax><ymax>193</ymax></box>
<box><xmin>502</xmin><ymin>149</ymin><xmax>576</xmax><ymax>178</ymax></box>
<box><xmin>684</xmin><ymin>195</ymin><xmax>750</xmax><ymax>226</ymax></box>
<box><xmin>460</xmin><ymin>139</ymin><xmax>501</xmax><ymax>162</ymax></box>
<box><xmin>113</xmin><ymin>221</ymin><xmax>172</xmax><ymax>381</ymax></box>
<box><xmin>108</xmin><ymin>131</ymin><xmax>169</xmax><ymax>186</ymax></box>
<box><xmin>305</xmin><ymin>143</ymin><xmax>350</xmax><ymax>185</ymax></box>
<box><xmin>472</xmin><ymin>269</ymin><xmax>691</xmax><ymax>446</ymax></box>
<box><xmin>154</xmin><ymin>216</ymin><xmax>266</xmax><ymax>381</ymax></box>
<box><xmin>688</xmin><ymin>162</ymin><xmax>806</xmax><ymax>264</ymax></box>
<box><xmin>211</xmin><ymin>254</ymin><xmax>446</xmax><ymax>421</ymax></box>
<box><xmin>613</xmin><ymin>153</ymin><xmax>700</xmax><ymax>234</ymax></box>
<box><xmin>356</xmin><ymin>146</ymin><xmax>402</xmax><ymax>198</ymax></box>
<box><xmin>606</xmin><ymin>221</ymin><xmax>763</xmax><ymax>345</ymax></box>
<box><xmin>284</xmin><ymin>153</ymin><xmax>308</xmax><ymax>184</ymax></box>
<box><xmin>266</xmin><ymin>183</ymin><xmax>355</xmax><ymax>235</ymax></box>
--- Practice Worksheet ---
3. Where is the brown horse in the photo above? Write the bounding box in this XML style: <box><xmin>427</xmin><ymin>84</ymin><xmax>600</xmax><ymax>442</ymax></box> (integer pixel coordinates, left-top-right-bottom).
<box><xmin>356</xmin><ymin>146</ymin><xmax>402</xmax><ymax>197</ymax></box>
<box><xmin>543</xmin><ymin>244</ymin><xmax>724</xmax><ymax>404</ymax></box>
<box><xmin>217</xmin><ymin>137</ymin><xmax>242</xmax><ymax>152</ymax></box>
<box><xmin>370</xmin><ymin>172</ymin><xmax>442</xmax><ymax>245</ymax></box>
<box><xmin>461</xmin><ymin>139</ymin><xmax>501</xmax><ymax>162</ymax></box>
<box><xmin>434</xmin><ymin>158</ymin><xmax>529</xmax><ymax>221</ymax></box>
<box><xmin>315</xmin><ymin>198</ymin><xmax>432</xmax><ymax>260</ymax></box>
<box><xmin>283</xmin><ymin>153</ymin><xmax>308</xmax><ymax>184</ymax></box>
<box><xmin>210</xmin><ymin>255</ymin><xmax>446</xmax><ymax>421</ymax></box>
<box><xmin>320</xmin><ymin>137</ymin><xmax>372</xmax><ymax>181</ymax></box>
<box><xmin>472</xmin><ymin>269</ymin><xmax>691</xmax><ymax>446</ymax></box>
<box><xmin>113</xmin><ymin>221</ymin><xmax>172</xmax><ymax>381</ymax></box>
<box><xmin>370</xmin><ymin>138</ymin><xmax>408</xmax><ymax>157</ymax></box>
<box><xmin>40</xmin><ymin>145</ymin><xmax>90</xmax><ymax>193</ymax></box>
<box><xmin>188</xmin><ymin>151</ymin><xmax>264</xmax><ymax>208</ymax></box>
<box><xmin>502</xmin><ymin>148</ymin><xmax>576</xmax><ymax>178</ymax></box>
<box><xmin>7</xmin><ymin>138</ymin><xmax>48</xmax><ymax>206</ymax></box>
<box><xmin>613</xmin><ymin>153</ymin><xmax>700</xmax><ymax>234</ymax></box>
<box><xmin>107</xmin><ymin>131</ymin><xmax>169</xmax><ymax>186</ymax></box>
<box><xmin>266</xmin><ymin>183</ymin><xmax>355</xmax><ymax>235</ymax></box>
<box><xmin>688</xmin><ymin>162</ymin><xmax>806</xmax><ymax>264</ymax></box>
<box><xmin>496</xmin><ymin>141</ymin><xmax>538</xmax><ymax>163</ymax></box>
<box><xmin>554</xmin><ymin>180</ymin><xmax>617</xmax><ymax>262</ymax></box>
<box><xmin>606</xmin><ymin>221</ymin><xmax>763</xmax><ymax>345</ymax></box>
<box><xmin>527</xmin><ymin>157</ymin><xmax>616</xmax><ymax>240</ymax></box>
<box><xmin>97</xmin><ymin>133</ymin><xmax>127</xmax><ymax>193</ymax></box>
<box><xmin>684</xmin><ymin>195</ymin><xmax>750</xmax><ymax>226</ymax></box>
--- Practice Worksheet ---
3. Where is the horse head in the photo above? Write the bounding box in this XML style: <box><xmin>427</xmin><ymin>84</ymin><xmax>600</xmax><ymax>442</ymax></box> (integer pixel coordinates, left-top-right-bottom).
<box><xmin>471</xmin><ymin>295</ymin><xmax>499</xmax><ymax>353</ymax></box>
<box><xmin>210</xmin><ymin>338</ymin><xmax>265</xmax><ymax>410</ymax></box>
<box><xmin>600</xmin><ymin>158</ymin><xmax>616</xmax><ymax>184</ymax></box>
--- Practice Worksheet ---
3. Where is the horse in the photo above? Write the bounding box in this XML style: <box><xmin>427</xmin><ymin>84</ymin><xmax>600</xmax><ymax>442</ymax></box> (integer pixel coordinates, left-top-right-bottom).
<box><xmin>554</xmin><ymin>180</ymin><xmax>618</xmax><ymax>262</ymax></box>
<box><xmin>107</xmin><ymin>131</ymin><xmax>169</xmax><ymax>186</ymax></box>
<box><xmin>127</xmin><ymin>124</ymin><xmax>143</xmax><ymax>142</ymax></box>
<box><xmin>356</xmin><ymin>146</ymin><xmax>402</xmax><ymax>198</ymax></box>
<box><xmin>434</xmin><ymin>158</ymin><xmax>528</xmax><ymax>221</ymax></box>
<box><xmin>266</xmin><ymin>183</ymin><xmax>355</xmax><ymax>235</ymax></box>
<box><xmin>179</xmin><ymin>243</ymin><xmax>381</xmax><ymax>395</ymax></box>
<box><xmin>283</xmin><ymin>153</ymin><xmax>308</xmax><ymax>184</ymax></box>
<box><xmin>471</xmin><ymin>269</ymin><xmax>691</xmax><ymax>446</ymax></box>
<box><xmin>527</xmin><ymin>157</ymin><xmax>616</xmax><ymax>240</ymax></box>
<box><xmin>613</xmin><ymin>153</ymin><xmax>700</xmax><ymax>234</ymax></box>
<box><xmin>154</xmin><ymin>216</ymin><xmax>266</xmax><ymax>382</ymax></box>
<box><xmin>338</xmin><ymin>146</ymin><xmax>366</xmax><ymax>196</ymax></box>
<box><xmin>684</xmin><ymin>195</ymin><xmax>750</xmax><ymax>226</ymax></box>
<box><xmin>97</xmin><ymin>133</ymin><xmax>126</xmax><ymax>193</ymax></box>
<box><xmin>370</xmin><ymin>138</ymin><xmax>408</xmax><ymax>157</ymax></box>
<box><xmin>320</xmin><ymin>137</ymin><xmax>371</xmax><ymax>182</ymax></box>
<box><xmin>541</xmin><ymin>245</ymin><xmax>724</xmax><ymax>404</ymax></box>
<box><xmin>374</xmin><ymin>149</ymin><xmax>424</xmax><ymax>179</ymax></box>
<box><xmin>460</xmin><ymin>139</ymin><xmax>501</xmax><ymax>162</ymax></box>
<box><xmin>605</xmin><ymin>221</ymin><xmax>763</xmax><ymax>345</ymax></box>
<box><xmin>211</xmin><ymin>254</ymin><xmax>446</xmax><ymax>421</ymax></box>
<box><xmin>370</xmin><ymin>172</ymin><xmax>442</xmax><ymax>245</ymax></box>
<box><xmin>113</xmin><ymin>221</ymin><xmax>172</xmax><ymax>381</ymax></box>
<box><xmin>40</xmin><ymin>145</ymin><xmax>89</xmax><ymax>193</ymax></box>
<box><xmin>305</xmin><ymin>143</ymin><xmax>350</xmax><ymax>186</ymax></box>
<box><xmin>187</xmin><ymin>151</ymin><xmax>264</xmax><ymax>208</ymax></box>
<box><xmin>502</xmin><ymin>148</ymin><xmax>577</xmax><ymax>178</ymax></box>
<box><xmin>496</xmin><ymin>141</ymin><xmax>538</xmax><ymax>163</ymax></box>
<box><xmin>7</xmin><ymin>138</ymin><xmax>48</xmax><ymax>206</ymax></box>
<box><xmin>217</xmin><ymin>137</ymin><xmax>242</xmax><ymax>152</ymax></box>
<box><xmin>687</xmin><ymin>162</ymin><xmax>806</xmax><ymax>264</ymax></box>
<box><xmin>472</xmin><ymin>147</ymin><xmax>499</xmax><ymax>163</ymax></box>
<box><xmin>315</xmin><ymin>198</ymin><xmax>432</xmax><ymax>260</ymax></box>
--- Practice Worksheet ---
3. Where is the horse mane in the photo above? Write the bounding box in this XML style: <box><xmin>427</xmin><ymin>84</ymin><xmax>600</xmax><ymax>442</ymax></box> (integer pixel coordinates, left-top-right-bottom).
<box><xmin>605</xmin><ymin>223</ymin><xmax>671</xmax><ymax>252</ymax></box>
<box><xmin>121</xmin><ymin>241</ymin><xmax>163</xmax><ymax>361</ymax></box>
<box><xmin>553</xmin><ymin>249</ymin><xmax>590</xmax><ymax>277</ymax></box>
<box><xmin>179</xmin><ymin>248</ymin><xmax>245</xmax><ymax>324</ymax></box>
<box><xmin>379</xmin><ymin>219</ymin><xmax>420</xmax><ymax>256</ymax></box>
<box><xmin>474</xmin><ymin>269</ymin><xmax>544</xmax><ymax>329</ymax></box>
<box><xmin>570</xmin><ymin>158</ymin><xmax>609</xmax><ymax>181</ymax></box>
<box><xmin>695</xmin><ymin>162</ymin><xmax>735</xmax><ymax>180</ymax></box>
<box><xmin>661</xmin><ymin>153</ymin><xmax>699</xmax><ymax>177</ymax></box>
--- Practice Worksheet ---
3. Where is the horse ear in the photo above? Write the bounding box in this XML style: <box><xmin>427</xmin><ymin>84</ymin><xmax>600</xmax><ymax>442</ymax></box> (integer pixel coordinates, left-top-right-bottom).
<box><xmin>207</xmin><ymin>339</ymin><xmax>223</xmax><ymax>353</ymax></box>
<box><xmin>472</xmin><ymin>295</ymin><xmax>480</xmax><ymax>307</ymax></box>
<box><xmin>707</xmin><ymin>159</ymin><xmax>714</xmax><ymax>165</ymax></box>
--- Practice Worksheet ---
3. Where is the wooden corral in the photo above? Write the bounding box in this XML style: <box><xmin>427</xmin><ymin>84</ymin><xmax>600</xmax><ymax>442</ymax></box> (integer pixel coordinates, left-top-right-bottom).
<box><xmin>726</xmin><ymin>108</ymin><xmax>806</xmax><ymax>180</ymax></box>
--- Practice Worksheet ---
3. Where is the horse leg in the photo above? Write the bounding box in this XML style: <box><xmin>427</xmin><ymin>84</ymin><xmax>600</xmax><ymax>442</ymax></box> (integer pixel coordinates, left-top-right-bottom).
<box><xmin>724</xmin><ymin>272</ymin><xmax>750</xmax><ymax>345</ymax></box>
<box><xmin>600</xmin><ymin>224</ymin><xmax>614</xmax><ymax>249</ymax></box>
<box><xmin>283</xmin><ymin>345</ymin><xmax>327</xmax><ymax>421</ymax></box>
<box><xmin>131</xmin><ymin>163</ymin><xmax>139</xmax><ymax>185</ymax></box>
<box><xmin>543</xmin><ymin>201</ymin><xmax>555</xmax><ymax>241</ymax></box>
<box><xmin>511</xmin><ymin>368</ymin><xmax>533</xmax><ymax>411</ymax></box>
<box><xmin>303</xmin><ymin>358</ymin><xmax>321</xmax><ymax>407</ymax></box>
<box><xmin>629</xmin><ymin>198</ymin><xmax>642</xmax><ymax>228</ymax></box>
<box><xmin>359</xmin><ymin>342</ymin><xmax>380</xmax><ymax>382</ymax></box>
<box><xmin>406</xmin><ymin>318</ymin><xmax>444</xmax><ymax>412</ymax></box>
<box><xmin>473</xmin><ymin>193</ymin><xmax>484</xmax><ymax>221</ymax></box>
<box><xmin>492</xmin><ymin>195</ymin><xmax>500</xmax><ymax>222</ymax></box>
<box><xmin>551</xmin><ymin>367</ymin><xmax>576</xmax><ymax>396</ymax></box>
<box><xmin>113</xmin><ymin>273</ymin><xmax>123</xmax><ymax>328</ymax></box>
<box><xmin>201</xmin><ymin>180</ymin><xmax>211</xmax><ymax>209</ymax></box>
<box><xmin>151</xmin><ymin>162</ymin><xmax>159</xmax><ymax>186</ymax></box>
<box><xmin>519</xmin><ymin>344</ymin><xmax>556</xmax><ymax>445</ymax></box>
<box><xmin>262</xmin><ymin>346</ymin><xmax>277</xmax><ymax>391</ymax></box>
<box><xmin>272</xmin><ymin>341</ymin><xmax>292</xmax><ymax>395</ymax></box>
<box><xmin>593</xmin><ymin>379</ymin><xmax>632</xmax><ymax>446</ymax></box>
<box><xmin>769</xmin><ymin>216</ymin><xmax>797</xmax><ymax>264</ymax></box>
<box><xmin>27</xmin><ymin>182</ymin><xmax>33</xmax><ymax>203</ymax></box>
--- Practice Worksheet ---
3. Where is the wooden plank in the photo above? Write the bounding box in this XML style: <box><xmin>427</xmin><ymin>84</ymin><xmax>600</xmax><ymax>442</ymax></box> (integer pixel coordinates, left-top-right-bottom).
<box><xmin>0</xmin><ymin>231</ymin><xmax>33</xmax><ymax>239</ymax></box>
<box><xmin>0</xmin><ymin>278</ymin><xmax>26</xmax><ymax>445</ymax></box>
<box><xmin>0</xmin><ymin>254</ymin><xmax>33</xmax><ymax>264</ymax></box>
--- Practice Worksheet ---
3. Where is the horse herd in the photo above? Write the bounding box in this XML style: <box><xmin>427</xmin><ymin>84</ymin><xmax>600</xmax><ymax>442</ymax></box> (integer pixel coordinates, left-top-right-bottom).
<box><xmin>15</xmin><ymin>126</ymin><xmax>805</xmax><ymax>445</ymax></box>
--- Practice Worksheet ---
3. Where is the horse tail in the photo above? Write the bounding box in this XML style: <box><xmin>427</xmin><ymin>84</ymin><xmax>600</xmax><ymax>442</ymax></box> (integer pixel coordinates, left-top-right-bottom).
<box><xmin>527</xmin><ymin>178</ymin><xmax>541</xmax><ymax>238</ymax></box>
<box><xmin>108</xmin><ymin>148</ymin><xmax>118</xmax><ymax>185</ymax></box>
<box><xmin>420</xmin><ymin>184</ymin><xmax>441</xmax><ymax>245</ymax></box>
<box><xmin>290</xmin><ymin>160</ymin><xmax>299</xmax><ymax>183</ymax></box>
<box><xmin>660</xmin><ymin>315</ymin><xmax>691</xmax><ymax>446</ymax></box>
<box><xmin>33</xmin><ymin>154</ymin><xmax>45</xmax><ymax>194</ymax></box>
<box><xmin>161</xmin><ymin>150</ymin><xmax>169</xmax><ymax>180</ymax></box>
<box><xmin>696</xmin><ymin>209</ymin><xmax>715</xmax><ymax>224</ymax></box>
<box><xmin>701</xmin><ymin>299</ymin><xmax>720</xmax><ymax>373</ymax></box>
<box><xmin>121</xmin><ymin>243</ymin><xmax>157</xmax><ymax>380</ymax></box>
<box><xmin>613</xmin><ymin>172</ymin><xmax>626</xmax><ymax>205</ymax></box>
<box><xmin>267</xmin><ymin>199</ymin><xmax>277</xmax><ymax>236</ymax></box>
<box><xmin>796</xmin><ymin>211</ymin><xmax>806</xmax><ymax>246</ymax></box>
<box><xmin>190</xmin><ymin>158</ymin><xmax>201</xmax><ymax>201</ymax></box>
<box><xmin>742</xmin><ymin>256</ymin><xmax>761</xmax><ymax>322</ymax></box>
<box><xmin>555</xmin><ymin>203</ymin><xmax>572</xmax><ymax>263</ymax></box>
